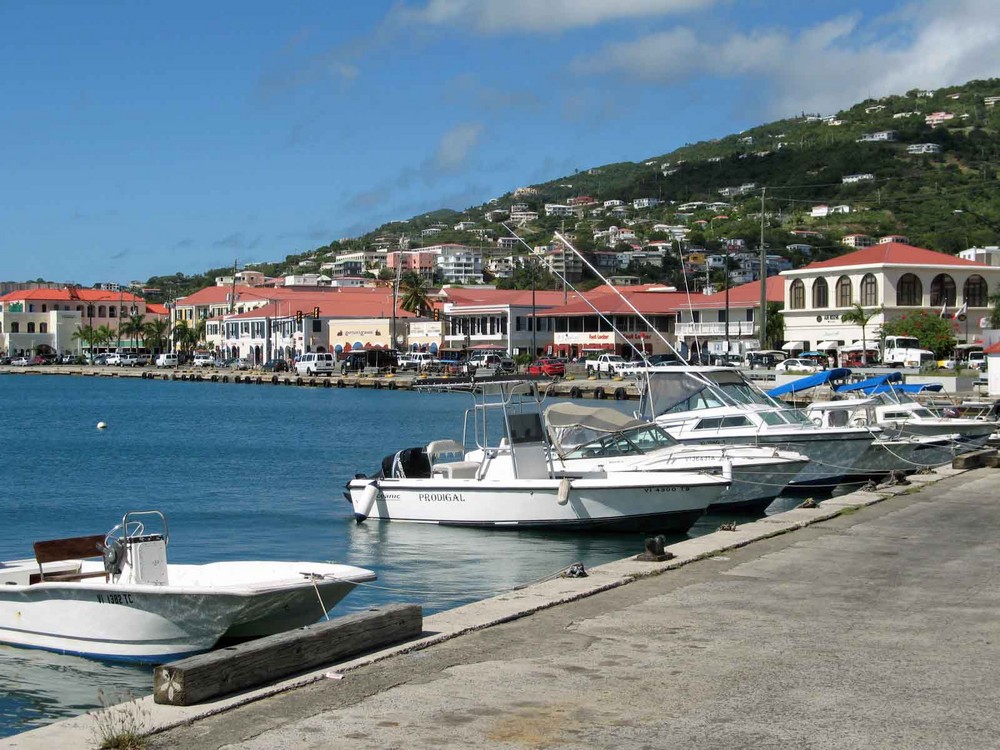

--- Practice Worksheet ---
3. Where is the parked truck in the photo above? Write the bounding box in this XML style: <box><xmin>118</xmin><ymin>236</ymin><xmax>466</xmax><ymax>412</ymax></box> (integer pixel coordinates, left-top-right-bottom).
<box><xmin>586</xmin><ymin>353</ymin><xmax>629</xmax><ymax>377</ymax></box>
<box><xmin>881</xmin><ymin>335</ymin><xmax>935</xmax><ymax>368</ymax></box>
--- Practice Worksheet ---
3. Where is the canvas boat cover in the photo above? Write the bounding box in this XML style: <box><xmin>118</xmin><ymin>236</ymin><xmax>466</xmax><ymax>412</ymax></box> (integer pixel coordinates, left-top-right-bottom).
<box><xmin>767</xmin><ymin>368</ymin><xmax>852</xmax><ymax>398</ymax></box>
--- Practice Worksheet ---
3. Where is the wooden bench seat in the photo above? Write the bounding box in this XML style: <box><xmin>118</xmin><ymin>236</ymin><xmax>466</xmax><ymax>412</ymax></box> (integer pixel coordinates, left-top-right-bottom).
<box><xmin>33</xmin><ymin>534</ymin><xmax>107</xmax><ymax>583</ymax></box>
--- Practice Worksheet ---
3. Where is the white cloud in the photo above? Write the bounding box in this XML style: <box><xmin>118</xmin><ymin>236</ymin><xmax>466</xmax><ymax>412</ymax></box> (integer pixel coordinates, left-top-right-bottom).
<box><xmin>433</xmin><ymin>122</ymin><xmax>484</xmax><ymax>171</ymax></box>
<box><xmin>392</xmin><ymin>0</ymin><xmax>715</xmax><ymax>34</ymax></box>
<box><xmin>573</xmin><ymin>0</ymin><xmax>1000</xmax><ymax>117</ymax></box>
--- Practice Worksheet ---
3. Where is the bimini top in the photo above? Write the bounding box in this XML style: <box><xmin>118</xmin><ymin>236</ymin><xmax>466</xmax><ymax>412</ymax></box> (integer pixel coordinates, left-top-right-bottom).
<box><xmin>767</xmin><ymin>368</ymin><xmax>852</xmax><ymax>398</ymax></box>
<box><xmin>834</xmin><ymin>372</ymin><xmax>942</xmax><ymax>395</ymax></box>
<box><xmin>544</xmin><ymin>403</ymin><xmax>643</xmax><ymax>432</ymax></box>
<box><xmin>544</xmin><ymin>403</ymin><xmax>647</xmax><ymax>454</ymax></box>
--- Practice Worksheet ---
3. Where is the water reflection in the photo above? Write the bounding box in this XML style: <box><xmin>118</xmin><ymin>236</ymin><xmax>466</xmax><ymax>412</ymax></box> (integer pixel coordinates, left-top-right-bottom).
<box><xmin>0</xmin><ymin>646</ymin><xmax>147</xmax><ymax>735</ymax></box>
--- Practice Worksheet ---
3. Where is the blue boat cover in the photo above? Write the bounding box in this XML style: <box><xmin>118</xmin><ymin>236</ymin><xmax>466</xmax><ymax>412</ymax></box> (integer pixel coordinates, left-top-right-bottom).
<box><xmin>834</xmin><ymin>372</ymin><xmax>903</xmax><ymax>393</ymax></box>
<box><xmin>766</xmin><ymin>367</ymin><xmax>852</xmax><ymax>397</ymax></box>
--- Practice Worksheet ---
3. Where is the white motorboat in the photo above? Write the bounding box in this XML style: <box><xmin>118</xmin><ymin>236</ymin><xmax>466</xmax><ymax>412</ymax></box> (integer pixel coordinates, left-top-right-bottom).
<box><xmin>0</xmin><ymin>511</ymin><xmax>375</xmax><ymax>663</ymax></box>
<box><xmin>637</xmin><ymin>366</ymin><xmax>876</xmax><ymax>491</ymax></box>
<box><xmin>346</xmin><ymin>384</ymin><xmax>730</xmax><ymax>533</ymax></box>
<box><xmin>815</xmin><ymin>373</ymin><xmax>998</xmax><ymax>450</ymax></box>
<box><xmin>805</xmin><ymin>398</ymin><xmax>957</xmax><ymax>475</ymax></box>
<box><xmin>543</xmin><ymin>403</ymin><xmax>809</xmax><ymax>512</ymax></box>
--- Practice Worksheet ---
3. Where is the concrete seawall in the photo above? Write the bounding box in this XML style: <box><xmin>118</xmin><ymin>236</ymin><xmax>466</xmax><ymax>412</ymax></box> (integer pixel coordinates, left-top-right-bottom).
<box><xmin>7</xmin><ymin>464</ymin><xmax>1000</xmax><ymax>749</ymax></box>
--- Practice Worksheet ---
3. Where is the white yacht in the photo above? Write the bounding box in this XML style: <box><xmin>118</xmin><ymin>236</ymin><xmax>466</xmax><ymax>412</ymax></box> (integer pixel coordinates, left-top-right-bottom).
<box><xmin>543</xmin><ymin>402</ymin><xmax>808</xmax><ymax>512</ymax></box>
<box><xmin>636</xmin><ymin>366</ymin><xmax>876</xmax><ymax>491</ymax></box>
<box><xmin>345</xmin><ymin>384</ymin><xmax>730</xmax><ymax>534</ymax></box>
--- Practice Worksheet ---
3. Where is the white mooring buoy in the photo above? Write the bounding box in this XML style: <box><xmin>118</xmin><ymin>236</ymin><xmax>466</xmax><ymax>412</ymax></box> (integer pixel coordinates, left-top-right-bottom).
<box><xmin>96</xmin><ymin>421</ymin><xmax>108</xmax><ymax>430</ymax></box>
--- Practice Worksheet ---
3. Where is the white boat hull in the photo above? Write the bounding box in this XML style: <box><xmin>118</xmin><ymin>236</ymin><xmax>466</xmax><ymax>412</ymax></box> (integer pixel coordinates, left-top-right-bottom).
<box><xmin>556</xmin><ymin>447</ymin><xmax>808</xmax><ymax>512</ymax></box>
<box><xmin>0</xmin><ymin>561</ymin><xmax>375</xmax><ymax>662</ymax></box>
<box><xmin>348</xmin><ymin>473</ymin><xmax>727</xmax><ymax>534</ymax></box>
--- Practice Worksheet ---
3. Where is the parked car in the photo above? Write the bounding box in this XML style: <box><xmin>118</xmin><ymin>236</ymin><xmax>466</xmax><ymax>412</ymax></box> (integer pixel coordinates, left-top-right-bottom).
<box><xmin>31</xmin><ymin>355</ymin><xmax>55</xmax><ymax>365</ymax></box>
<box><xmin>399</xmin><ymin>352</ymin><xmax>436</xmax><ymax>371</ymax></box>
<box><xmin>775</xmin><ymin>358</ymin><xmax>826</xmax><ymax>373</ymax></box>
<box><xmin>295</xmin><ymin>352</ymin><xmax>337</xmax><ymax>376</ymax></box>
<box><xmin>585</xmin><ymin>354</ymin><xmax>629</xmax><ymax>377</ymax></box>
<box><xmin>192</xmin><ymin>353</ymin><xmax>216</xmax><ymax>367</ymax></box>
<box><xmin>465</xmin><ymin>352</ymin><xmax>516</xmax><ymax>374</ymax></box>
<box><xmin>104</xmin><ymin>353</ymin><xmax>123</xmax><ymax>366</ymax></box>
<box><xmin>260</xmin><ymin>359</ymin><xmax>289</xmax><ymax>372</ymax></box>
<box><xmin>230</xmin><ymin>358</ymin><xmax>251</xmax><ymax>371</ymax></box>
<box><xmin>155</xmin><ymin>353</ymin><xmax>179</xmax><ymax>368</ymax></box>
<box><xmin>968</xmin><ymin>351</ymin><xmax>986</xmax><ymax>370</ymax></box>
<box><xmin>11</xmin><ymin>357</ymin><xmax>30</xmax><ymax>366</ymax></box>
<box><xmin>526</xmin><ymin>358</ymin><xmax>566</xmax><ymax>377</ymax></box>
<box><xmin>744</xmin><ymin>350</ymin><xmax>785</xmax><ymax>369</ymax></box>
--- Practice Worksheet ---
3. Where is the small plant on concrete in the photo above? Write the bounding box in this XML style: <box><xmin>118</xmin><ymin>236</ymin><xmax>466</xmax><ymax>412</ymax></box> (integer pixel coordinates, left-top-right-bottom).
<box><xmin>90</xmin><ymin>689</ymin><xmax>150</xmax><ymax>750</ymax></box>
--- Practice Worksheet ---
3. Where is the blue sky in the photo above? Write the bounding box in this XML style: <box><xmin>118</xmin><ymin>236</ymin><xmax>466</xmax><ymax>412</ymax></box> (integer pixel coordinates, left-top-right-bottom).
<box><xmin>3</xmin><ymin>0</ymin><xmax>999</xmax><ymax>285</ymax></box>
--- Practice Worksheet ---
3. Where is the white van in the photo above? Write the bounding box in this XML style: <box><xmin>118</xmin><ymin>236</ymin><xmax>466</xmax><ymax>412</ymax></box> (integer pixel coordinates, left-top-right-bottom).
<box><xmin>155</xmin><ymin>353</ymin><xmax>179</xmax><ymax>368</ymax></box>
<box><xmin>295</xmin><ymin>352</ymin><xmax>337</xmax><ymax>376</ymax></box>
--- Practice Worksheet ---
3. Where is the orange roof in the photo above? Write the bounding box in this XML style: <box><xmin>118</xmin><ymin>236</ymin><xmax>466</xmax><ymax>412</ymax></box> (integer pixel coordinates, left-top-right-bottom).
<box><xmin>800</xmin><ymin>242</ymin><xmax>990</xmax><ymax>270</ymax></box>
<box><xmin>983</xmin><ymin>341</ymin><xmax>1000</xmax><ymax>355</ymax></box>
<box><xmin>694</xmin><ymin>275</ymin><xmax>784</xmax><ymax>309</ymax></box>
<box><xmin>442</xmin><ymin>287</ymin><xmax>584</xmax><ymax>308</ymax></box>
<box><xmin>176</xmin><ymin>285</ymin><xmax>392</xmax><ymax>306</ymax></box>
<box><xmin>227</xmin><ymin>292</ymin><xmax>415</xmax><ymax>320</ymax></box>
<box><xmin>145</xmin><ymin>303</ymin><xmax>169</xmax><ymax>316</ymax></box>
<box><xmin>0</xmin><ymin>287</ymin><xmax>145</xmax><ymax>303</ymax></box>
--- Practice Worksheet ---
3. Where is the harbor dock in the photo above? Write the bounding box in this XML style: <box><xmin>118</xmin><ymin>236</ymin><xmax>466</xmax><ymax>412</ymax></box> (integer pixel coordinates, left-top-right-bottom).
<box><xmin>7</xmin><ymin>464</ymin><xmax>999</xmax><ymax>749</ymax></box>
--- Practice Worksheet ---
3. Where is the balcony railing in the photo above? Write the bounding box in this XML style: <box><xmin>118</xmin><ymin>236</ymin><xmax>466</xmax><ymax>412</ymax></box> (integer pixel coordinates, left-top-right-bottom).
<box><xmin>675</xmin><ymin>322</ymin><xmax>758</xmax><ymax>337</ymax></box>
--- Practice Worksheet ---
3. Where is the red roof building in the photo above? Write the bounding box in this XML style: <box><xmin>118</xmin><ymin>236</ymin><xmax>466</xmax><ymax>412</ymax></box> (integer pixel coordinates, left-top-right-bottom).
<box><xmin>781</xmin><ymin>242</ymin><xmax>1000</xmax><ymax>351</ymax></box>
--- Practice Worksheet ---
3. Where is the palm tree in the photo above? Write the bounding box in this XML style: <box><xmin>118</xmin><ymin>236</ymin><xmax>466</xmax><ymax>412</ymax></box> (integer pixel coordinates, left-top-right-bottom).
<box><xmin>988</xmin><ymin>283</ymin><xmax>1000</xmax><ymax>329</ymax></box>
<box><xmin>144</xmin><ymin>318</ymin><xmax>171</xmax><ymax>354</ymax></box>
<box><xmin>72</xmin><ymin>325</ymin><xmax>97</xmax><ymax>355</ymax></box>
<box><xmin>399</xmin><ymin>272</ymin><xmax>431</xmax><ymax>315</ymax></box>
<box><xmin>119</xmin><ymin>314</ymin><xmax>146</xmax><ymax>349</ymax></box>
<box><xmin>841</xmin><ymin>303</ymin><xmax>882</xmax><ymax>365</ymax></box>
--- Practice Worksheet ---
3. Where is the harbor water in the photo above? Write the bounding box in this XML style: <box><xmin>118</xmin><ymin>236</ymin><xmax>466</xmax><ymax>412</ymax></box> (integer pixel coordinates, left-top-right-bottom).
<box><xmin>0</xmin><ymin>374</ymin><xmax>805</xmax><ymax>738</ymax></box>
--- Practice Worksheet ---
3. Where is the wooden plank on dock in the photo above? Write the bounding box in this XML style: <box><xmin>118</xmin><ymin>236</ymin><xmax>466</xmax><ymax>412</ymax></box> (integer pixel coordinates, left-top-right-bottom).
<box><xmin>153</xmin><ymin>603</ymin><xmax>422</xmax><ymax>706</ymax></box>
<box><xmin>952</xmin><ymin>448</ymin><xmax>997</xmax><ymax>470</ymax></box>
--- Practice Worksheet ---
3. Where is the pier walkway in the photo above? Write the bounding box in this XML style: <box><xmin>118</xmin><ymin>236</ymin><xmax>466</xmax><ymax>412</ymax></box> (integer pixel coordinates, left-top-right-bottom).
<box><xmin>7</xmin><ymin>467</ymin><xmax>1000</xmax><ymax>749</ymax></box>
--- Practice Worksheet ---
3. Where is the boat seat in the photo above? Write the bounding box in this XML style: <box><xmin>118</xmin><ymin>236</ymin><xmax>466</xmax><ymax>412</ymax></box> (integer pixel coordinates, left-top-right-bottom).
<box><xmin>431</xmin><ymin>461</ymin><xmax>481</xmax><ymax>479</ymax></box>
<box><xmin>33</xmin><ymin>534</ymin><xmax>107</xmax><ymax>583</ymax></box>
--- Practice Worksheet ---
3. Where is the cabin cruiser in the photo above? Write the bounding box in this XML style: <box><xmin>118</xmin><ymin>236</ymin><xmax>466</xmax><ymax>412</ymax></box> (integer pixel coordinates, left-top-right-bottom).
<box><xmin>0</xmin><ymin>511</ymin><xmax>375</xmax><ymax>663</ymax></box>
<box><xmin>774</xmin><ymin>370</ymin><xmax>997</xmax><ymax>452</ymax></box>
<box><xmin>543</xmin><ymin>403</ymin><xmax>809</xmax><ymax>512</ymax></box>
<box><xmin>805</xmin><ymin>398</ymin><xmax>957</xmax><ymax>475</ymax></box>
<box><xmin>836</xmin><ymin>388</ymin><xmax>996</xmax><ymax>450</ymax></box>
<box><xmin>346</xmin><ymin>383</ymin><xmax>730</xmax><ymax>533</ymax></box>
<box><xmin>636</xmin><ymin>366</ymin><xmax>876</xmax><ymax>491</ymax></box>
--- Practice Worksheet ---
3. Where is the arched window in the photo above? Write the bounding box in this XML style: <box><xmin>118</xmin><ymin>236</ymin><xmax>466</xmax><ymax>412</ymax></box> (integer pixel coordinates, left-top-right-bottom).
<box><xmin>76</xmin><ymin>305</ymin><xmax>83</xmax><ymax>313</ymax></box>
<box><xmin>896</xmin><ymin>273</ymin><xmax>922</xmax><ymax>306</ymax></box>
<box><xmin>964</xmin><ymin>275</ymin><xmax>988</xmax><ymax>307</ymax></box>
<box><xmin>98</xmin><ymin>305</ymin><xmax>106</xmax><ymax>317</ymax></box>
<box><xmin>812</xmin><ymin>278</ymin><xmax>829</xmax><ymax>309</ymax></box>
<box><xmin>836</xmin><ymin>276</ymin><xmax>852</xmax><ymax>307</ymax></box>
<box><xmin>27</xmin><ymin>322</ymin><xmax>35</xmax><ymax>333</ymax></box>
<box><xmin>109</xmin><ymin>306</ymin><xmax>116</xmax><ymax>318</ymax></box>
<box><xmin>10</xmin><ymin>322</ymin><xmax>19</xmax><ymax>333</ymax></box>
<box><xmin>790</xmin><ymin>280</ymin><xmax>805</xmax><ymax>309</ymax></box>
<box><xmin>39</xmin><ymin>323</ymin><xmax>48</xmax><ymax>333</ymax></box>
<box><xmin>860</xmin><ymin>274</ymin><xmax>878</xmax><ymax>307</ymax></box>
<box><xmin>87</xmin><ymin>305</ymin><xmax>95</xmax><ymax>318</ymax></box>
<box><xmin>929</xmin><ymin>274</ymin><xmax>956</xmax><ymax>307</ymax></box>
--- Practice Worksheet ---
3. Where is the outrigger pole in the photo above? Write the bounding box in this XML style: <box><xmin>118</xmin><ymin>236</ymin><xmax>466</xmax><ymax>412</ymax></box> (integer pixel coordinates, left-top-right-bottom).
<box><xmin>500</xmin><ymin>223</ymin><xmax>649</xmax><ymax>362</ymax></box>
<box><xmin>552</xmin><ymin>230</ymin><xmax>687</xmax><ymax>362</ymax></box>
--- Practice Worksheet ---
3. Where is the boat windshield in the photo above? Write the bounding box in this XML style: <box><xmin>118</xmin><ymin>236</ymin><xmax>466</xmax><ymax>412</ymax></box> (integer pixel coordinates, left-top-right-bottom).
<box><xmin>642</xmin><ymin>369</ymin><xmax>779</xmax><ymax>418</ymax></box>
<box><xmin>563</xmin><ymin>424</ymin><xmax>676</xmax><ymax>460</ymax></box>
<box><xmin>706</xmin><ymin>370</ymin><xmax>778</xmax><ymax>408</ymax></box>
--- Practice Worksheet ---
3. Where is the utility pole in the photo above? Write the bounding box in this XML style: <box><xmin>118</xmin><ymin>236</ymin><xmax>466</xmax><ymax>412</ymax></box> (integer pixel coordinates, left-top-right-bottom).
<box><xmin>759</xmin><ymin>188</ymin><xmax>768</xmax><ymax>349</ymax></box>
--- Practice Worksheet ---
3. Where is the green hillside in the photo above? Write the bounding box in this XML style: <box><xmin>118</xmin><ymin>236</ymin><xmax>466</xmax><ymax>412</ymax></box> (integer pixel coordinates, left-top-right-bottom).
<box><xmin>144</xmin><ymin>78</ymin><xmax>1000</xmax><ymax>299</ymax></box>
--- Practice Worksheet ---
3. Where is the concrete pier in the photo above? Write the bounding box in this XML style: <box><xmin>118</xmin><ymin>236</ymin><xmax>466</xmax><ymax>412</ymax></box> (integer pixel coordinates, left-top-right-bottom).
<box><xmin>7</xmin><ymin>465</ymin><xmax>999</xmax><ymax>749</ymax></box>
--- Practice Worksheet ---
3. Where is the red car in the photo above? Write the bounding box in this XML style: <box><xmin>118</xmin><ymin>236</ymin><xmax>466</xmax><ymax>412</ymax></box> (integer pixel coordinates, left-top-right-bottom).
<box><xmin>526</xmin><ymin>358</ymin><xmax>565</xmax><ymax>377</ymax></box>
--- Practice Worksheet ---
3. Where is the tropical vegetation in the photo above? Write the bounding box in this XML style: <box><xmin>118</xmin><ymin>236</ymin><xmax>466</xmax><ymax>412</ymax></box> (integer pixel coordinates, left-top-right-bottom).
<box><xmin>881</xmin><ymin>311</ymin><xmax>957</xmax><ymax>357</ymax></box>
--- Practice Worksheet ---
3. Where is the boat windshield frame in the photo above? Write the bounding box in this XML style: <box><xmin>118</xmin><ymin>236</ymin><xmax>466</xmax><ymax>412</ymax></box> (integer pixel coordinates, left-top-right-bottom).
<box><xmin>560</xmin><ymin>422</ymin><xmax>678</xmax><ymax>460</ymax></box>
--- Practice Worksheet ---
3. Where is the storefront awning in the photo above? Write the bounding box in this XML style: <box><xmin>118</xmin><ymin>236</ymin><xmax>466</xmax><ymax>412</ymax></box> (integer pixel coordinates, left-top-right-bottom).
<box><xmin>816</xmin><ymin>340</ymin><xmax>841</xmax><ymax>350</ymax></box>
<box><xmin>781</xmin><ymin>341</ymin><xmax>805</xmax><ymax>352</ymax></box>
